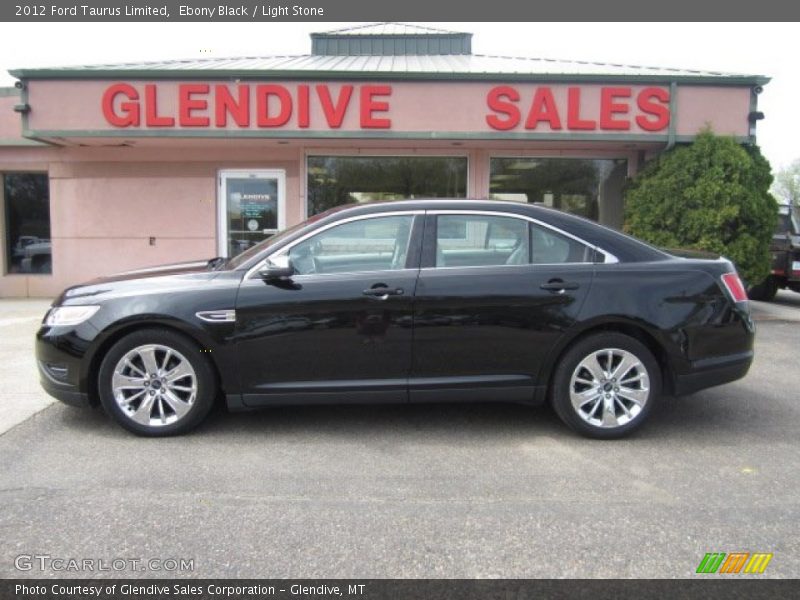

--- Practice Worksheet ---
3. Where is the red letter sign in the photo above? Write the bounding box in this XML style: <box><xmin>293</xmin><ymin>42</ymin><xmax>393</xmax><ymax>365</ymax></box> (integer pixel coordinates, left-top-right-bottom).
<box><xmin>566</xmin><ymin>88</ymin><xmax>596</xmax><ymax>130</ymax></box>
<box><xmin>144</xmin><ymin>84</ymin><xmax>175</xmax><ymax>127</ymax></box>
<box><xmin>318</xmin><ymin>85</ymin><xmax>353</xmax><ymax>129</ymax></box>
<box><xmin>600</xmin><ymin>87</ymin><xmax>631</xmax><ymax>130</ymax></box>
<box><xmin>256</xmin><ymin>85</ymin><xmax>292</xmax><ymax>127</ymax></box>
<box><xmin>179</xmin><ymin>84</ymin><xmax>210</xmax><ymax>127</ymax></box>
<box><xmin>360</xmin><ymin>85</ymin><xmax>392</xmax><ymax>128</ymax></box>
<box><xmin>525</xmin><ymin>87</ymin><xmax>562</xmax><ymax>130</ymax></box>
<box><xmin>297</xmin><ymin>85</ymin><xmax>310</xmax><ymax>128</ymax></box>
<box><xmin>486</xmin><ymin>86</ymin><xmax>521</xmax><ymax>130</ymax></box>
<box><xmin>102</xmin><ymin>83</ymin><xmax>140</xmax><ymax>127</ymax></box>
<box><xmin>215</xmin><ymin>85</ymin><xmax>250</xmax><ymax>127</ymax></box>
<box><xmin>636</xmin><ymin>87</ymin><xmax>670</xmax><ymax>131</ymax></box>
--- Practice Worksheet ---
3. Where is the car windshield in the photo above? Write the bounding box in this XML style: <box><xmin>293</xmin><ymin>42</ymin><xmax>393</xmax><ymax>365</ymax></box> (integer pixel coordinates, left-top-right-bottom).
<box><xmin>225</xmin><ymin>206</ymin><xmax>346</xmax><ymax>269</ymax></box>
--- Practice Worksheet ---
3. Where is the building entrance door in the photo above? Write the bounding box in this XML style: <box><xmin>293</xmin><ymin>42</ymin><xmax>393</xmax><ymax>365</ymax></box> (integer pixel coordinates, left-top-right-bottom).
<box><xmin>218</xmin><ymin>169</ymin><xmax>286</xmax><ymax>257</ymax></box>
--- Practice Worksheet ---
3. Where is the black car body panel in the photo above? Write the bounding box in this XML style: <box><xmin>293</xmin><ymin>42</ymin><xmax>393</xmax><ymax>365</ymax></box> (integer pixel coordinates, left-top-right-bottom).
<box><xmin>235</xmin><ymin>268</ymin><xmax>418</xmax><ymax>406</ymax></box>
<box><xmin>36</xmin><ymin>200</ymin><xmax>755</xmax><ymax>424</ymax></box>
<box><xmin>37</xmin><ymin>267</ymin><xmax>244</xmax><ymax>406</ymax></box>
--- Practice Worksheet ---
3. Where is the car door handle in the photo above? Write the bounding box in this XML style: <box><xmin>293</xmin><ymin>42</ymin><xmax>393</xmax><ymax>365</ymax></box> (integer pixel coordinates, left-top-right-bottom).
<box><xmin>540</xmin><ymin>280</ymin><xmax>580</xmax><ymax>293</ymax></box>
<box><xmin>363</xmin><ymin>287</ymin><xmax>404</xmax><ymax>298</ymax></box>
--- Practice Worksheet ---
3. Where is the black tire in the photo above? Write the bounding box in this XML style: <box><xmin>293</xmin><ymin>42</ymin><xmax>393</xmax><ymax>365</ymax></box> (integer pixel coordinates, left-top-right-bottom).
<box><xmin>550</xmin><ymin>332</ymin><xmax>661</xmax><ymax>440</ymax></box>
<box><xmin>747</xmin><ymin>276</ymin><xmax>778</xmax><ymax>301</ymax></box>
<box><xmin>97</xmin><ymin>328</ymin><xmax>216</xmax><ymax>436</ymax></box>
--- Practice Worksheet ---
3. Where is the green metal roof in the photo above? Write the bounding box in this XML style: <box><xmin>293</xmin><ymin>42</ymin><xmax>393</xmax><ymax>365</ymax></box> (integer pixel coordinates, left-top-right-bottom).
<box><xmin>9</xmin><ymin>53</ymin><xmax>769</xmax><ymax>85</ymax></box>
<box><xmin>311</xmin><ymin>22</ymin><xmax>472</xmax><ymax>56</ymax></box>
<box><xmin>312</xmin><ymin>23</ymin><xmax>466</xmax><ymax>36</ymax></box>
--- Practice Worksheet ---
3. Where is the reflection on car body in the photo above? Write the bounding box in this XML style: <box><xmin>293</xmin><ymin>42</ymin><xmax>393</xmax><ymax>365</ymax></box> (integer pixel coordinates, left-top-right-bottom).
<box><xmin>36</xmin><ymin>200</ymin><xmax>754</xmax><ymax>439</ymax></box>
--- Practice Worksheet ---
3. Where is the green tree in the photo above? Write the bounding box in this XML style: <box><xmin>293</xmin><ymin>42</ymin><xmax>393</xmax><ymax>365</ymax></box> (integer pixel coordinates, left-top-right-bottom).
<box><xmin>624</xmin><ymin>130</ymin><xmax>777</xmax><ymax>283</ymax></box>
<box><xmin>772</xmin><ymin>159</ymin><xmax>800</xmax><ymax>206</ymax></box>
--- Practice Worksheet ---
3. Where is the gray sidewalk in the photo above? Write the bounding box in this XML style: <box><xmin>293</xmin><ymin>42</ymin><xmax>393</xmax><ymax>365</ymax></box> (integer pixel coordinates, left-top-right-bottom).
<box><xmin>0</xmin><ymin>299</ymin><xmax>53</xmax><ymax>434</ymax></box>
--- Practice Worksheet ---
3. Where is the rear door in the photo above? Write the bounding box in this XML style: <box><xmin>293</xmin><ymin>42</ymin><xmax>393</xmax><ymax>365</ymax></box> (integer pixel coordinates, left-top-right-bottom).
<box><xmin>410</xmin><ymin>210</ymin><xmax>595</xmax><ymax>401</ymax></box>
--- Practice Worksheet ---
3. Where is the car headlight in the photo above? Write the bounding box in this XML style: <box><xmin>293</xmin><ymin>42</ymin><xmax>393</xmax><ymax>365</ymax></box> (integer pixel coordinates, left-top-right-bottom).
<box><xmin>44</xmin><ymin>305</ymin><xmax>100</xmax><ymax>327</ymax></box>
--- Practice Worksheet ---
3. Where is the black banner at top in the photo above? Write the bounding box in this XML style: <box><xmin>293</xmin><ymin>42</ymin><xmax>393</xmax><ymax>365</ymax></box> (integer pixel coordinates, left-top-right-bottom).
<box><xmin>2</xmin><ymin>0</ymin><xmax>800</xmax><ymax>22</ymax></box>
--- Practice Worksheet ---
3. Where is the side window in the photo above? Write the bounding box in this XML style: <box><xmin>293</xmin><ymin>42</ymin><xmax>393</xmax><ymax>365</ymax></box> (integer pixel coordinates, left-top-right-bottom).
<box><xmin>436</xmin><ymin>215</ymin><xmax>529</xmax><ymax>267</ymax></box>
<box><xmin>530</xmin><ymin>223</ymin><xmax>594</xmax><ymax>264</ymax></box>
<box><xmin>289</xmin><ymin>215</ymin><xmax>414</xmax><ymax>275</ymax></box>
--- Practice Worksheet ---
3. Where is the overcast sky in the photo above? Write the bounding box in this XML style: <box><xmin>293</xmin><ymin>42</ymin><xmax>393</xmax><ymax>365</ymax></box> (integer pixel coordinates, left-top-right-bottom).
<box><xmin>0</xmin><ymin>22</ymin><xmax>797</xmax><ymax>171</ymax></box>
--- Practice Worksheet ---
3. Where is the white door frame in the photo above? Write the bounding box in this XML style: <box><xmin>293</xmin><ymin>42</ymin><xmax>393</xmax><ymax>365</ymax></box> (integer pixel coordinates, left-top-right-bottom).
<box><xmin>217</xmin><ymin>169</ymin><xmax>286</xmax><ymax>257</ymax></box>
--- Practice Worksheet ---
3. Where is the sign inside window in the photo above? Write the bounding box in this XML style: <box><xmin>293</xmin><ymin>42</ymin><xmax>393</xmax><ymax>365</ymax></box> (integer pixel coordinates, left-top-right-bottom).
<box><xmin>224</xmin><ymin>177</ymin><xmax>279</xmax><ymax>257</ymax></box>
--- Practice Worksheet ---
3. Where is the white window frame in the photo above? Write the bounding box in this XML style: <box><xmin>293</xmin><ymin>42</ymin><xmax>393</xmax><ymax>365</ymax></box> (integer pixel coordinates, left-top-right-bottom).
<box><xmin>217</xmin><ymin>169</ymin><xmax>286</xmax><ymax>257</ymax></box>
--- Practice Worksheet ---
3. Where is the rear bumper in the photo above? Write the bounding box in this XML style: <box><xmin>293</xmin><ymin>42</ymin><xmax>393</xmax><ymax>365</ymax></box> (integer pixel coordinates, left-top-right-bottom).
<box><xmin>673</xmin><ymin>351</ymin><xmax>754</xmax><ymax>396</ymax></box>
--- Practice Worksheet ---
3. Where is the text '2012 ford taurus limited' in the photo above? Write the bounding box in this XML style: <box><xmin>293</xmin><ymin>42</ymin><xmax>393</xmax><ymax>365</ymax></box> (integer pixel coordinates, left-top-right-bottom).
<box><xmin>36</xmin><ymin>200</ymin><xmax>755</xmax><ymax>438</ymax></box>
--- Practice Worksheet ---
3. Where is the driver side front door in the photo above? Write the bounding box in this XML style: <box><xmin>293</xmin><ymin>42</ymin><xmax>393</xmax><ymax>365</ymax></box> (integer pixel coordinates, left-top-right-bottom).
<box><xmin>234</xmin><ymin>212</ymin><xmax>422</xmax><ymax>407</ymax></box>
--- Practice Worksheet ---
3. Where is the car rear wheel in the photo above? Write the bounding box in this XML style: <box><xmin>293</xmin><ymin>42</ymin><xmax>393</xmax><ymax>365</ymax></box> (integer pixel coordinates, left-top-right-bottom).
<box><xmin>551</xmin><ymin>333</ymin><xmax>660</xmax><ymax>439</ymax></box>
<box><xmin>98</xmin><ymin>329</ymin><xmax>216</xmax><ymax>436</ymax></box>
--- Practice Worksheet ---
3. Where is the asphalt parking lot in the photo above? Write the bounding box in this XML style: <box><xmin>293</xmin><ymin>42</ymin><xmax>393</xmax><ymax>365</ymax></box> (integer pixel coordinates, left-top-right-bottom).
<box><xmin>0</xmin><ymin>293</ymin><xmax>798</xmax><ymax>578</ymax></box>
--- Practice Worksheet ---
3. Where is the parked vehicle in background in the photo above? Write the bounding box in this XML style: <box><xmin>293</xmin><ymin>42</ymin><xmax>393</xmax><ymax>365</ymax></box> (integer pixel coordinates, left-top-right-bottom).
<box><xmin>21</xmin><ymin>240</ymin><xmax>52</xmax><ymax>273</ymax></box>
<box><xmin>747</xmin><ymin>203</ymin><xmax>800</xmax><ymax>301</ymax></box>
<box><xmin>12</xmin><ymin>235</ymin><xmax>44</xmax><ymax>259</ymax></box>
<box><xmin>36</xmin><ymin>200</ymin><xmax>755</xmax><ymax>439</ymax></box>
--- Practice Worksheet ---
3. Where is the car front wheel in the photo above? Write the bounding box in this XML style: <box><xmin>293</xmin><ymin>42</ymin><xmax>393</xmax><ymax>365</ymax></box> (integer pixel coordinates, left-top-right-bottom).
<box><xmin>98</xmin><ymin>329</ymin><xmax>216</xmax><ymax>436</ymax></box>
<box><xmin>551</xmin><ymin>333</ymin><xmax>661</xmax><ymax>439</ymax></box>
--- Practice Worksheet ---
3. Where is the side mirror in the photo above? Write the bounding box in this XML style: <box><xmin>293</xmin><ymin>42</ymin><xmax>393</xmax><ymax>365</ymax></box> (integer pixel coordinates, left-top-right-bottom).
<box><xmin>259</xmin><ymin>255</ymin><xmax>295</xmax><ymax>280</ymax></box>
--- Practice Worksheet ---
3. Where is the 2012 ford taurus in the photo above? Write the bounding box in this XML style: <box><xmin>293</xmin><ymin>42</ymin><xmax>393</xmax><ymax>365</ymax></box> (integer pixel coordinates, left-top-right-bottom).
<box><xmin>36</xmin><ymin>200</ymin><xmax>755</xmax><ymax>438</ymax></box>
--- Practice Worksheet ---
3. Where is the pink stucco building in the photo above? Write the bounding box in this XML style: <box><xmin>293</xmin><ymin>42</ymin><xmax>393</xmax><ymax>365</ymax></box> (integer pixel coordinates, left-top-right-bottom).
<box><xmin>0</xmin><ymin>23</ymin><xmax>768</xmax><ymax>297</ymax></box>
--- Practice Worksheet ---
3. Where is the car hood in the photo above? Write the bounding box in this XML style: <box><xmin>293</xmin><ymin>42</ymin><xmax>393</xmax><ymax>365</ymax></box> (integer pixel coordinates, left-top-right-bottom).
<box><xmin>56</xmin><ymin>259</ymin><xmax>240</xmax><ymax>304</ymax></box>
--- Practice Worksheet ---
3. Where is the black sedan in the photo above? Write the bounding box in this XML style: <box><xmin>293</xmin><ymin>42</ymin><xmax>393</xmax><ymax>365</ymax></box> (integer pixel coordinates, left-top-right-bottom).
<box><xmin>36</xmin><ymin>200</ymin><xmax>755</xmax><ymax>438</ymax></box>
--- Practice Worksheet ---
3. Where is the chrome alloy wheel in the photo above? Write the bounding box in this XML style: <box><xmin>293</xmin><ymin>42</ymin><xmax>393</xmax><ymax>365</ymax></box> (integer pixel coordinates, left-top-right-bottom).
<box><xmin>111</xmin><ymin>344</ymin><xmax>197</xmax><ymax>427</ymax></box>
<box><xmin>569</xmin><ymin>348</ymin><xmax>650</xmax><ymax>428</ymax></box>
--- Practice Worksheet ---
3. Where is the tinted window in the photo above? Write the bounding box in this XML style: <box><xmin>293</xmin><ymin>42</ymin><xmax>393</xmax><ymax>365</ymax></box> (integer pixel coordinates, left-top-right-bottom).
<box><xmin>530</xmin><ymin>224</ymin><xmax>593</xmax><ymax>264</ymax></box>
<box><xmin>436</xmin><ymin>215</ymin><xmax>529</xmax><ymax>267</ymax></box>
<box><xmin>307</xmin><ymin>156</ymin><xmax>467</xmax><ymax>215</ymax></box>
<box><xmin>489</xmin><ymin>157</ymin><xmax>627</xmax><ymax>226</ymax></box>
<box><xmin>4</xmin><ymin>173</ymin><xmax>51</xmax><ymax>274</ymax></box>
<box><xmin>289</xmin><ymin>215</ymin><xmax>414</xmax><ymax>275</ymax></box>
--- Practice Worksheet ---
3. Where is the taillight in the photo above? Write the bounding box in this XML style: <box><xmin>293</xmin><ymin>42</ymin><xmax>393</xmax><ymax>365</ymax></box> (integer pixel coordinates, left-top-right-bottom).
<box><xmin>721</xmin><ymin>272</ymin><xmax>748</xmax><ymax>303</ymax></box>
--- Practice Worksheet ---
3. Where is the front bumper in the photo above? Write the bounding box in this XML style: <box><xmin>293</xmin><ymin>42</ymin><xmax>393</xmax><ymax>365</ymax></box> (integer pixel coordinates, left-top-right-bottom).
<box><xmin>35</xmin><ymin>326</ymin><xmax>94</xmax><ymax>408</ymax></box>
<box><xmin>37</xmin><ymin>363</ymin><xmax>91</xmax><ymax>407</ymax></box>
<box><xmin>673</xmin><ymin>351</ymin><xmax>754</xmax><ymax>396</ymax></box>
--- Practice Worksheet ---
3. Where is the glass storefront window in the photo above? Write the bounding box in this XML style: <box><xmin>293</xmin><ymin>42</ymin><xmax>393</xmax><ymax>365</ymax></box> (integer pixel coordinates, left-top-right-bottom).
<box><xmin>489</xmin><ymin>158</ymin><xmax>627</xmax><ymax>228</ymax></box>
<box><xmin>307</xmin><ymin>156</ymin><xmax>467</xmax><ymax>216</ymax></box>
<box><xmin>3</xmin><ymin>173</ymin><xmax>51</xmax><ymax>274</ymax></box>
